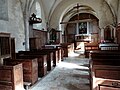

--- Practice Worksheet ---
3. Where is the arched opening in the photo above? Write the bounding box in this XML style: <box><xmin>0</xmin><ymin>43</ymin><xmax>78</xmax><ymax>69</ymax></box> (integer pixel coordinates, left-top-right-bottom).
<box><xmin>103</xmin><ymin>25</ymin><xmax>115</xmax><ymax>43</ymax></box>
<box><xmin>65</xmin><ymin>13</ymin><xmax>99</xmax><ymax>42</ymax></box>
<box><xmin>33</xmin><ymin>2</ymin><xmax>42</xmax><ymax>30</ymax></box>
<box><xmin>64</xmin><ymin>13</ymin><xmax>99</xmax><ymax>51</ymax></box>
<box><xmin>58</xmin><ymin>4</ymin><xmax>100</xmax><ymax>53</ymax></box>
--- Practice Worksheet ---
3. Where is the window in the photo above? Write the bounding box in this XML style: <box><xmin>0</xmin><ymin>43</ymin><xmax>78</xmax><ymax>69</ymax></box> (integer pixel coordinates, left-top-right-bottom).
<box><xmin>33</xmin><ymin>2</ymin><xmax>42</xmax><ymax>30</ymax></box>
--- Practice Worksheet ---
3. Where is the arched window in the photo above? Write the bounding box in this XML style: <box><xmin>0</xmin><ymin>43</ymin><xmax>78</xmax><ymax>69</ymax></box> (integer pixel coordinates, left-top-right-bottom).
<box><xmin>33</xmin><ymin>2</ymin><xmax>42</xmax><ymax>30</ymax></box>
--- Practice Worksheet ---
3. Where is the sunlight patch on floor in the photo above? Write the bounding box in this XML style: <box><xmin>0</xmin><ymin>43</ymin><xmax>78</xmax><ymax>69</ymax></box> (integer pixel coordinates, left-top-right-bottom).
<box><xmin>30</xmin><ymin>57</ymin><xmax>90</xmax><ymax>90</ymax></box>
<box><xmin>68</xmin><ymin>52</ymin><xmax>80</xmax><ymax>57</ymax></box>
<box><xmin>58</xmin><ymin>62</ymin><xmax>89</xmax><ymax>70</ymax></box>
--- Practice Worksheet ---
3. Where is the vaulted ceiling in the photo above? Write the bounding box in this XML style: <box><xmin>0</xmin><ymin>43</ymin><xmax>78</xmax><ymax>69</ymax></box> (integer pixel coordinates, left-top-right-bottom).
<box><xmin>40</xmin><ymin>0</ymin><xmax>118</xmax><ymax>20</ymax></box>
<box><xmin>39</xmin><ymin>0</ymin><xmax>119</xmax><ymax>29</ymax></box>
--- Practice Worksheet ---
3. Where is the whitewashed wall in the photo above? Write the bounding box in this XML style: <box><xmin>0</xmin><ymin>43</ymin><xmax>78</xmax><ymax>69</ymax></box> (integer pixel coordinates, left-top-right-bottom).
<box><xmin>0</xmin><ymin>0</ymin><xmax>47</xmax><ymax>52</ymax></box>
<box><xmin>0</xmin><ymin>0</ymin><xmax>25</xmax><ymax>52</ymax></box>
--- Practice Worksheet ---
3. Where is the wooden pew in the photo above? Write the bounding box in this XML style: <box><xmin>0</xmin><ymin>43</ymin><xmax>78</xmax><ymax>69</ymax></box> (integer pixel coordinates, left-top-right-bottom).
<box><xmin>41</xmin><ymin>47</ymin><xmax>62</xmax><ymax>66</ymax></box>
<box><xmin>84</xmin><ymin>42</ymin><xmax>99</xmax><ymax>58</ymax></box>
<box><xmin>0</xmin><ymin>63</ymin><xmax>24</xmax><ymax>90</ymax></box>
<box><xmin>35</xmin><ymin>49</ymin><xmax>55</xmax><ymax>69</ymax></box>
<box><xmin>90</xmin><ymin>50</ymin><xmax>120</xmax><ymax>90</ymax></box>
<box><xmin>18</xmin><ymin>50</ymin><xmax>54</xmax><ymax>71</ymax></box>
<box><xmin>3</xmin><ymin>57</ymin><xmax>38</xmax><ymax>85</ymax></box>
<box><xmin>16</xmin><ymin>53</ymin><xmax>47</xmax><ymax>77</ymax></box>
<box><xmin>43</xmin><ymin>44</ymin><xmax>63</xmax><ymax>62</ymax></box>
<box><xmin>61</xmin><ymin>43</ymin><xmax>74</xmax><ymax>57</ymax></box>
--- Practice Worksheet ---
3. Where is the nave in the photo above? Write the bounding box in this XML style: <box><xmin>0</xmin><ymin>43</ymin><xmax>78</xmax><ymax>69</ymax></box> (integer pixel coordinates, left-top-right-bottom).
<box><xmin>30</xmin><ymin>54</ymin><xmax>90</xmax><ymax>90</ymax></box>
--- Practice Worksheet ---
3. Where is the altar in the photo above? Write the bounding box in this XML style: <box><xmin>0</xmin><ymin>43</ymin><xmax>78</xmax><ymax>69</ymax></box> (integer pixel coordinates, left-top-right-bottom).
<box><xmin>44</xmin><ymin>44</ymin><xmax>61</xmax><ymax>49</ymax></box>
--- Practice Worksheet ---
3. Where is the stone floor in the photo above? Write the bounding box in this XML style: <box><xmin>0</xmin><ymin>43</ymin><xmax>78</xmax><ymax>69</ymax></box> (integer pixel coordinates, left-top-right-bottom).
<box><xmin>30</xmin><ymin>54</ymin><xmax>90</xmax><ymax>90</ymax></box>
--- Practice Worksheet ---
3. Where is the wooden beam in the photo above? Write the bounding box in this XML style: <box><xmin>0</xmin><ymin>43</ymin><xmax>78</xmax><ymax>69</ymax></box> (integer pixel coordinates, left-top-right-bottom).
<box><xmin>60</xmin><ymin>19</ymin><xmax>94</xmax><ymax>24</ymax></box>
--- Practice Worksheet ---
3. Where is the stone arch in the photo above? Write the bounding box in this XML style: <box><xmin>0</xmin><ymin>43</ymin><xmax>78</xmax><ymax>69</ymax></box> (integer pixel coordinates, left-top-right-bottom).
<box><xmin>103</xmin><ymin>24</ymin><xmax>115</xmax><ymax>42</ymax></box>
<box><xmin>59</xmin><ymin>3</ymin><xmax>98</xmax><ymax>35</ymax></box>
<box><xmin>50</xmin><ymin>0</ymin><xmax>114</xmax><ymax>31</ymax></box>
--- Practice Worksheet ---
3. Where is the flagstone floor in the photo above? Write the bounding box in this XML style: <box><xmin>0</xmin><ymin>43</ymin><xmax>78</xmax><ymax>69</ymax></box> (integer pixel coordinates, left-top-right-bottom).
<box><xmin>30</xmin><ymin>54</ymin><xmax>90</xmax><ymax>90</ymax></box>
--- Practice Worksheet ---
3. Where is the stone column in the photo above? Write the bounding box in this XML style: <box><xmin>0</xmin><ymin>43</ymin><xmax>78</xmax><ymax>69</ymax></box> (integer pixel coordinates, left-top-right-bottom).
<box><xmin>100</xmin><ymin>28</ymin><xmax>104</xmax><ymax>41</ymax></box>
<box><xmin>47</xmin><ymin>32</ymin><xmax>50</xmax><ymax>43</ymax></box>
<box><xmin>24</xmin><ymin>13</ymin><xmax>30</xmax><ymax>51</ymax></box>
<box><xmin>29</xmin><ymin>24</ymin><xmax>33</xmax><ymax>38</ymax></box>
<box><xmin>76</xmin><ymin>23</ymin><xmax>79</xmax><ymax>35</ymax></box>
<box><xmin>59</xmin><ymin>31</ymin><xmax>62</xmax><ymax>43</ymax></box>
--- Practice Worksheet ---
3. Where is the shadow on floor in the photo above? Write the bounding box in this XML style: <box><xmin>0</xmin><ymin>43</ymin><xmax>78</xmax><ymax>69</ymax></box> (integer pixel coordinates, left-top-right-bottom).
<box><xmin>64</xmin><ymin>83</ymin><xmax>90</xmax><ymax>90</ymax></box>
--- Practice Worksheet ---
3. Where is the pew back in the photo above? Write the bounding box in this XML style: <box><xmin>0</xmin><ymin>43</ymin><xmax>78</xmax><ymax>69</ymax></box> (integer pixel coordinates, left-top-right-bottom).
<box><xmin>90</xmin><ymin>50</ymin><xmax>120</xmax><ymax>90</ymax></box>
<box><xmin>0</xmin><ymin>63</ymin><xmax>24</xmax><ymax>90</ymax></box>
<box><xmin>4</xmin><ymin>58</ymin><xmax>38</xmax><ymax>85</ymax></box>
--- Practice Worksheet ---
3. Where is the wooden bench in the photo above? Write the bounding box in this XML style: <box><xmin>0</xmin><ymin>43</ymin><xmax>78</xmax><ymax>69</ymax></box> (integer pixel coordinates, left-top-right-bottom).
<box><xmin>18</xmin><ymin>50</ymin><xmax>54</xmax><ymax>71</ymax></box>
<box><xmin>44</xmin><ymin>44</ymin><xmax>63</xmax><ymax>62</ymax></box>
<box><xmin>41</xmin><ymin>47</ymin><xmax>61</xmax><ymax>66</ymax></box>
<box><xmin>90</xmin><ymin>65</ymin><xmax>120</xmax><ymax>90</ymax></box>
<box><xmin>0</xmin><ymin>63</ymin><xmax>24</xmax><ymax>90</ymax></box>
<box><xmin>4</xmin><ymin>57</ymin><xmax>38</xmax><ymax>85</ymax></box>
<box><xmin>90</xmin><ymin>50</ymin><xmax>120</xmax><ymax>90</ymax></box>
<box><xmin>61</xmin><ymin>43</ymin><xmax>74</xmax><ymax>57</ymax></box>
<box><xmin>98</xmin><ymin>80</ymin><xmax>120</xmax><ymax>90</ymax></box>
<box><xmin>38</xmin><ymin>49</ymin><xmax>55</xmax><ymax>70</ymax></box>
<box><xmin>16</xmin><ymin>53</ymin><xmax>47</xmax><ymax>77</ymax></box>
<box><xmin>84</xmin><ymin>42</ymin><xmax>99</xmax><ymax>58</ymax></box>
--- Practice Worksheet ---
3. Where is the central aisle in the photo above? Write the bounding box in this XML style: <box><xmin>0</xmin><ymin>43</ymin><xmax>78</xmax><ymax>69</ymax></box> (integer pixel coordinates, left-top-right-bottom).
<box><xmin>30</xmin><ymin>56</ymin><xmax>90</xmax><ymax>90</ymax></box>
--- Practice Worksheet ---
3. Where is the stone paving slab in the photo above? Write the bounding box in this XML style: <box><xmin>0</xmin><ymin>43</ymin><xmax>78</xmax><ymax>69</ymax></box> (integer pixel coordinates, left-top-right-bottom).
<box><xmin>30</xmin><ymin>57</ymin><xmax>90</xmax><ymax>90</ymax></box>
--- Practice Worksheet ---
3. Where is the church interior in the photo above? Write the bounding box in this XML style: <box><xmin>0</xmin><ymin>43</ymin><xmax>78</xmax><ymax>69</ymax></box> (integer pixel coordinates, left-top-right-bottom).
<box><xmin>0</xmin><ymin>0</ymin><xmax>120</xmax><ymax>90</ymax></box>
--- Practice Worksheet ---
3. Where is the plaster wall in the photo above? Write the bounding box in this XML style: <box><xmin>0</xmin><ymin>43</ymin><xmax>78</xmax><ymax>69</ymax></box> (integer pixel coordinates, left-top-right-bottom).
<box><xmin>0</xmin><ymin>0</ymin><xmax>25</xmax><ymax>52</ymax></box>
<box><xmin>41</xmin><ymin>0</ymin><xmax>56</xmax><ymax>20</ymax></box>
<box><xmin>0</xmin><ymin>0</ymin><xmax>47</xmax><ymax>52</ymax></box>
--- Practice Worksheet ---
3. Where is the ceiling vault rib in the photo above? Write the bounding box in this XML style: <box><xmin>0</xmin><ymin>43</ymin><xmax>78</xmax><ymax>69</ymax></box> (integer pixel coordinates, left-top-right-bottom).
<box><xmin>48</xmin><ymin>0</ymin><xmax>57</xmax><ymax>25</ymax></box>
<box><xmin>117</xmin><ymin>0</ymin><xmax>120</xmax><ymax>23</ymax></box>
<box><xmin>61</xmin><ymin>4</ymin><xmax>96</xmax><ymax>24</ymax></box>
<box><xmin>29</xmin><ymin>0</ymin><xmax>35</xmax><ymax>13</ymax></box>
<box><xmin>105</xmin><ymin>1</ymin><xmax>117</xmax><ymax>26</ymax></box>
<box><xmin>117</xmin><ymin>0</ymin><xmax>119</xmax><ymax>11</ymax></box>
